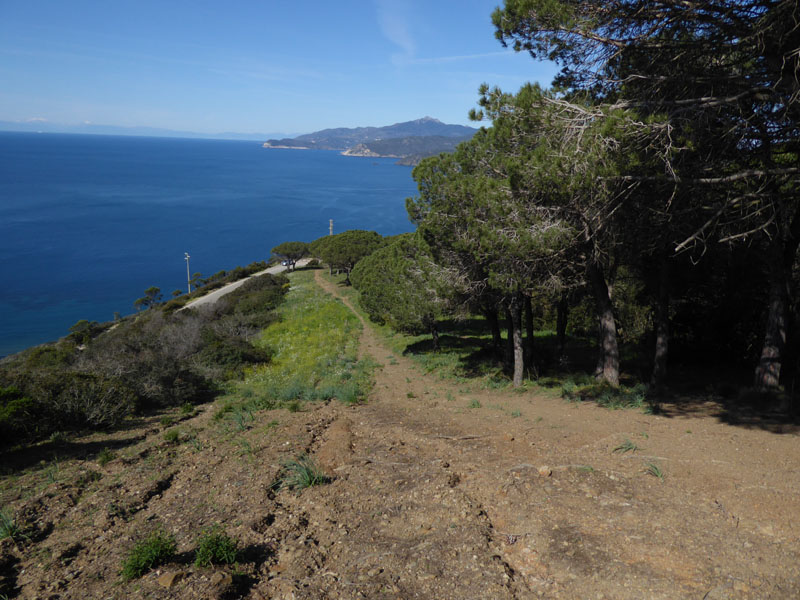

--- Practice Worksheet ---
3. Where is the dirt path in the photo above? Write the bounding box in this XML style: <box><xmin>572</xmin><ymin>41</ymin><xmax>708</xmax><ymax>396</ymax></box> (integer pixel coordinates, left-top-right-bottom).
<box><xmin>311</xmin><ymin>269</ymin><xmax>800</xmax><ymax>599</ymax></box>
<box><xmin>2</xmin><ymin>271</ymin><xmax>798</xmax><ymax>599</ymax></box>
<box><xmin>182</xmin><ymin>259</ymin><xmax>312</xmax><ymax>310</ymax></box>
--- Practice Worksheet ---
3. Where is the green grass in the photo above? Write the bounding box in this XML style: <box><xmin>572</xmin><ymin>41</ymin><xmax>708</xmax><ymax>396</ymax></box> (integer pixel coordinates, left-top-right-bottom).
<box><xmin>468</xmin><ymin>398</ymin><xmax>482</xmax><ymax>409</ymax></box>
<box><xmin>194</xmin><ymin>526</ymin><xmax>239</xmax><ymax>567</ymax></box>
<box><xmin>223</xmin><ymin>270</ymin><xmax>375</xmax><ymax>412</ymax></box>
<box><xmin>163</xmin><ymin>429</ymin><xmax>180</xmax><ymax>444</ymax></box>
<box><xmin>645</xmin><ymin>461</ymin><xmax>664</xmax><ymax>480</ymax></box>
<box><xmin>560</xmin><ymin>377</ymin><xmax>649</xmax><ymax>410</ymax></box>
<box><xmin>120</xmin><ymin>529</ymin><xmax>177</xmax><ymax>580</ymax></box>
<box><xmin>0</xmin><ymin>507</ymin><xmax>22</xmax><ymax>542</ymax></box>
<box><xmin>612</xmin><ymin>438</ymin><xmax>639</xmax><ymax>454</ymax></box>
<box><xmin>97</xmin><ymin>448</ymin><xmax>116</xmax><ymax>466</ymax></box>
<box><xmin>274</xmin><ymin>455</ymin><xmax>331</xmax><ymax>492</ymax></box>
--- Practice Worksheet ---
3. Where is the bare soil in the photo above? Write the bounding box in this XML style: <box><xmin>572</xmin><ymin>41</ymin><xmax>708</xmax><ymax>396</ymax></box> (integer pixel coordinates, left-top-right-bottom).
<box><xmin>1</xmin><ymin>269</ymin><xmax>798</xmax><ymax>599</ymax></box>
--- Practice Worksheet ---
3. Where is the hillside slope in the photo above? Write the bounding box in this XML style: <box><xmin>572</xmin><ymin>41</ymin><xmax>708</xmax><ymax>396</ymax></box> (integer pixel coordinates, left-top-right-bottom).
<box><xmin>1</xmin><ymin>269</ymin><xmax>798</xmax><ymax>599</ymax></box>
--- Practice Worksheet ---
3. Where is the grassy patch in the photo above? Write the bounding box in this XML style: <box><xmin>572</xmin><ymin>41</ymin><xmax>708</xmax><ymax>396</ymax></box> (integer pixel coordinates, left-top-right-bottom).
<box><xmin>97</xmin><ymin>448</ymin><xmax>116</xmax><ymax>466</ymax></box>
<box><xmin>612</xmin><ymin>438</ymin><xmax>639</xmax><ymax>454</ymax></box>
<box><xmin>194</xmin><ymin>526</ymin><xmax>239</xmax><ymax>567</ymax></box>
<box><xmin>274</xmin><ymin>455</ymin><xmax>331</xmax><ymax>492</ymax></box>
<box><xmin>0</xmin><ymin>507</ymin><xmax>22</xmax><ymax>542</ymax></box>
<box><xmin>121</xmin><ymin>529</ymin><xmax>177</xmax><ymax>581</ymax></box>
<box><xmin>223</xmin><ymin>270</ymin><xmax>374</xmax><ymax>412</ymax></box>
<box><xmin>560</xmin><ymin>377</ymin><xmax>648</xmax><ymax>410</ymax></box>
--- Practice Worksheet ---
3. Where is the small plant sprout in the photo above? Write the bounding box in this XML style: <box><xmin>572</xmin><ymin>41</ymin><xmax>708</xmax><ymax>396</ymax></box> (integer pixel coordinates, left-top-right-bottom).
<box><xmin>645</xmin><ymin>462</ymin><xmax>664</xmax><ymax>480</ymax></box>
<box><xmin>613</xmin><ymin>438</ymin><xmax>639</xmax><ymax>454</ymax></box>
<box><xmin>510</xmin><ymin>410</ymin><xmax>522</xmax><ymax>418</ymax></box>
<box><xmin>468</xmin><ymin>399</ymin><xmax>482</xmax><ymax>409</ymax></box>
<box><xmin>275</xmin><ymin>455</ymin><xmax>331</xmax><ymax>492</ymax></box>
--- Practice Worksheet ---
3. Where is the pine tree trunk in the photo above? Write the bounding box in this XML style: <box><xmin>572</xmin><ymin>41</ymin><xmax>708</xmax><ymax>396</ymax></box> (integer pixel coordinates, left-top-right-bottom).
<box><xmin>754</xmin><ymin>273</ymin><xmax>786</xmax><ymax>390</ymax></box>
<box><xmin>524</xmin><ymin>295</ymin><xmax>534</xmax><ymax>368</ymax></box>
<box><xmin>510</xmin><ymin>296</ymin><xmax>524</xmax><ymax>387</ymax></box>
<box><xmin>504</xmin><ymin>307</ymin><xmax>514</xmax><ymax>370</ymax></box>
<box><xmin>556</xmin><ymin>292</ymin><xmax>568</xmax><ymax>359</ymax></box>
<box><xmin>651</xmin><ymin>258</ymin><xmax>670</xmax><ymax>392</ymax></box>
<box><xmin>430</xmin><ymin>323</ymin><xmax>441</xmax><ymax>352</ymax></box>
<box><xmin>754</xmin><ymin>207</ymin><xmax>800</xmax><ymax>391</ymax></box>
<box><xmin>587</xmin><ymin>261</ymin><xmax>620</xmax><ymax>386</ymax></box>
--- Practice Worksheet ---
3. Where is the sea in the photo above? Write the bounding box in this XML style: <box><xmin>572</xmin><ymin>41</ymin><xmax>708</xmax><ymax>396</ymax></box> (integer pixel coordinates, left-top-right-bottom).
<box><xmin>0</xmin><ymin>131</ymin><xmax>418</xmax><ymax>357</ymax></box>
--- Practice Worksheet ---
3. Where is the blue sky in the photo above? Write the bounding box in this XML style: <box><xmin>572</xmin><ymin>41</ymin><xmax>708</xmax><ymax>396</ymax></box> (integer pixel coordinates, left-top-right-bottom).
<box><xmin>0</xmin><ymin>0</ymin><xmax>558</xmax><ymax>135</ymax></box>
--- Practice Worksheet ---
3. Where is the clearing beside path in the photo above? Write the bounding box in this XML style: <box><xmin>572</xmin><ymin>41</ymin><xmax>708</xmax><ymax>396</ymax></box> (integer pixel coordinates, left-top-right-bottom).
<box><xmin>1</xmin><ymin>268</ymin><xmax>798</xmax><ymax>599</ymax></box>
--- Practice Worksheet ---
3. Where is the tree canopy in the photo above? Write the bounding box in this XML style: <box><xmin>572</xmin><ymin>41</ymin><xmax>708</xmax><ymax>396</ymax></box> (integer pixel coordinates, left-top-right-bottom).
<box><xmin>351</xmin><ymin>234</ymin><xmax>455</xmax><ymax>349</ymax></box>
<box><xmin>311</xmin><ymin>230</ymin><xmax>385</xmax><ymax>284</ymax></box>
<box><xmin>271</xmin><ymin>241</ymin><xmax>309</xmax><ymax>271</ymax></box>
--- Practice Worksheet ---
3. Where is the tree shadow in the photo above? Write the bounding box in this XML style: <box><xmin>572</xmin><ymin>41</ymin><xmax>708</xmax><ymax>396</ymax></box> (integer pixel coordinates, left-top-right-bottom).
<box><xmin>0</xmin><ymin>432</ymin><xmax>147</xmax><ymax>475</ymax></box>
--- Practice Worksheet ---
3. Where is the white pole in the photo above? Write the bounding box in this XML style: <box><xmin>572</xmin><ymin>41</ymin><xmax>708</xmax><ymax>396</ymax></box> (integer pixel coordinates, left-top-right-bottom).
<box><xmin>185</xmin><ymin>252</ymin><xmax>191</xmax><ymax>293</ymax></box>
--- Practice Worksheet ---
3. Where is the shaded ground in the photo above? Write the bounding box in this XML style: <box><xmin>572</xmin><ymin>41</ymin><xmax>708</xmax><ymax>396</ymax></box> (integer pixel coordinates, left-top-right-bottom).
<box><xmin>1</xmin><ymin>269</ymin><xmax>798</xmax><ymax>599</ymax></box>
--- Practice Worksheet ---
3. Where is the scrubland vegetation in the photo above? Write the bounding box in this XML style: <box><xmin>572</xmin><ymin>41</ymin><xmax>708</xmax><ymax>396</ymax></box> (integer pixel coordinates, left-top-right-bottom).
<box><xmin>0</xmin><ymin>270</ymin><xmax>289</xmax><ymax>448</ymax></box>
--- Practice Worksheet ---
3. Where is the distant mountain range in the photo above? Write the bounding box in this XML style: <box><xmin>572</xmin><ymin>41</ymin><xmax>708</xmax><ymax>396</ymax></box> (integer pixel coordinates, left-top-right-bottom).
<box><xmin>0</xmin><ymin>120</ymin><xmax>296</xmax><ymax>141</ymax></box>
<box><xmin>263</xmin><ymin>117</ymin><xmax>477</xmax><ymax>165</ymax></box>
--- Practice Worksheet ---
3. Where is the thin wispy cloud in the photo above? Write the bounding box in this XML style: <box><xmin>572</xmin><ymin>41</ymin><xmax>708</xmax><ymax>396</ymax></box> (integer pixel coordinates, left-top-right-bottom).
<box><xmin>375</xmin><ymin>0</ymin><xmax>416</xmax><ymax>66</ymax></box>
<box><xmin>408</xmin><ymin>50</ymin><xmax>517</xmax><ymax>65</ymax></box>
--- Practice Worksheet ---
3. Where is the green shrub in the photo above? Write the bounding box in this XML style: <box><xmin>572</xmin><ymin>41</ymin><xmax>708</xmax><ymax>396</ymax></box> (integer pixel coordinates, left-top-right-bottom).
<box><xmin>163</xmin><ymin>428</ymin><xmax>180</xmax><ymax>444</ymax></box>
<box><xmin>121</xmin><ymin>529</ymin><xmax>177</xmax><ymax>580</ymax></box>
<box><xmin>0</xmin><ymin>386</ymin><xmax>34</xmax><ymax>443</ymax></box>
<box><xmin>194</xmin><ymin>526</ymin><xmax>239</xmax><ymax>567</ymax></box>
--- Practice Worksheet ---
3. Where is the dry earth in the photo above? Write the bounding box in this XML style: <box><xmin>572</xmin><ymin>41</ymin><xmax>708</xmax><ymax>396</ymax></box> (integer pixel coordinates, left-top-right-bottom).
<box><xmin>1</xmin><ymin>269</ymin><xmax>798</xmax><ymax>599</ymax></box>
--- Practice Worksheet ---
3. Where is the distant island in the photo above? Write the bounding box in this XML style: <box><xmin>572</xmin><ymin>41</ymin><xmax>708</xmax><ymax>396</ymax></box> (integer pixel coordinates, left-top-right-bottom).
<box><xmin>263</xmin><ymin>117</ymin><xmax>477</xmax><ymax>165</ymax></box>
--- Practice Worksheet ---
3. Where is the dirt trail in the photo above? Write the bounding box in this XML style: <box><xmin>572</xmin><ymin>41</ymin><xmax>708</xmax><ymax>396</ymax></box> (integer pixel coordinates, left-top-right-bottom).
<box><xmin>1</xmin><ymin>271</ymin><xmax>798</xmax><ymax>599</ymax></box>
<box><xmin>310</xmin><ymin>269</ymin><xmax>800</xmax><ymax>599</ymax></box>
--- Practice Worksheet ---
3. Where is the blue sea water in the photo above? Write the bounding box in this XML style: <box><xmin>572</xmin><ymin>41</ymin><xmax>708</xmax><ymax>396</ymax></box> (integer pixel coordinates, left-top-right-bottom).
<box><xmin>0</xmin><ymin>132</ymin><xmax>417</xmax><ymax>356</ymax></box>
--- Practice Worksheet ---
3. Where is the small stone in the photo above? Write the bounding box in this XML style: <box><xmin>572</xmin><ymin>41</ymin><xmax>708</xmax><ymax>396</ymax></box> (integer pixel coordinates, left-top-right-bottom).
<box><xmin>210</xmin><ymin>571</ymin><xmax>233</xmax><ymax>587</ymax></box>
<box><xmin>538</xmin><ymin>466</ymin><xmax>552</xmax><ymax>477</ymax></box>
<box><xmin>157</xmin><ymin>571</ymin><xmax>184</xmax><ymax>588</ymax></box>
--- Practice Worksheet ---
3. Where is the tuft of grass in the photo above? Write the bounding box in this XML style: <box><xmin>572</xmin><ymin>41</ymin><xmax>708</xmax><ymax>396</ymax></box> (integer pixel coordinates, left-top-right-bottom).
<box><xmin>612</xmin><ymin>438</ymin><xmax>639</xmax><ymax>454</ymax></box>
<box><xmin>97</xmin><ymin>448</ymin><xmax>116</xmax><ymax>466</ymax></box>
<box><xmin>194</xmin><ymin>526</ymin><xmax>239</xmax><ymax>567</ymax></box>
<box><xmin>163</xmin><ymin>428</ymin><xmax>180</xmax><ymax>444</ymax></box>
<box><xmin>406</xmin><ymin>391</ymin><xmax>416</xmax><ymax>399</ymax></box>
<box><xmin>510</xmin><ymin>410</ymin><xmax>522</xmax><ymax>418</ymax></box>
<box><xmin>160</xmin><ymin>415</ymin><xmax>175</xmax><ymax>427</ymax></box>
<box><xmin>645</xmin><ymin>461</ymin><xmax>664</xmax><ymax>480</ymax></box>
<box><xmin>120</xmin><ymin>529</ymin><xmax>177</xmax><ymax>580</ymax></box>
<box><xmin>0</xmin><ymin>508</ymin><xmax>22</xmax><ymax>542</ymax></box>
<box><xmin>275</xmin><ymin>455</ymin><xmax>331</xmax><ymax>492</ymax></box>
<box><xmin>468</xmin><ymin>398</ymin><xmax>482</xmax><ymax>409</ymax></box>
<box><xmin>180</xmin><ymin>402</ymin><xmax>195</xmax><ymax>415</ymax></box>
